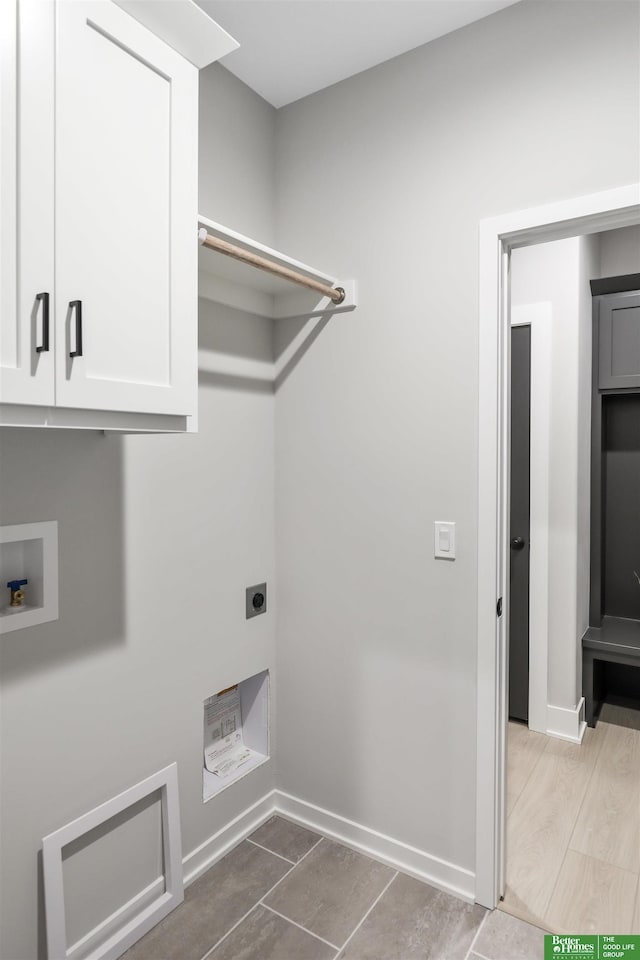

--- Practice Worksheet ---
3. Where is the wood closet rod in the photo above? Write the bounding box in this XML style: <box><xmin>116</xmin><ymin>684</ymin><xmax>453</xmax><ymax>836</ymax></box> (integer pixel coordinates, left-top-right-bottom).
<box><xmin>198</xmin><ymin>228</ymin><xmax>345</xmax><ymax>304</ymax></box>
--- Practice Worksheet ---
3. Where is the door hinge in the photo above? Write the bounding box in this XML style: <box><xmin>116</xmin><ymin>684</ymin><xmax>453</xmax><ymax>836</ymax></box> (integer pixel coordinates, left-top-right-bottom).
<box><xmin>496</xmin><ymin>597</ymin><xmax>503</xmax><ymax>617</ymax></box>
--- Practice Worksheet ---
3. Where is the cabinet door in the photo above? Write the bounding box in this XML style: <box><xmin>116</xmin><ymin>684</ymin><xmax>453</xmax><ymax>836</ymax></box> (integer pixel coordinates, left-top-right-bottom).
<box><xmin>55</xmin><ymin>1</ymin><xmax>197</xmax><ymax>416</ymax></box>
<box><xmin>0</xmin><ymin>0</ymin><xmax>55</xmax><ymax>406</ymax></box>
<box><xmin>598</xmin><ymin>291</ymin><xmax>640</xmax><ymax>390</ymax></box>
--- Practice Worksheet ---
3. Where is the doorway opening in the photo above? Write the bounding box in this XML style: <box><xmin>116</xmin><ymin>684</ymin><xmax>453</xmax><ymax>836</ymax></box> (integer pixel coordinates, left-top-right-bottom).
<box><xmin>475</xmin><ymin>183</ymin><xmax>640</xmax><ymax>913</ymax></box>
<box><xmin>501</xmin><ymin>228</ymin><xmax>640</xmax><ymax>932</ymax></box>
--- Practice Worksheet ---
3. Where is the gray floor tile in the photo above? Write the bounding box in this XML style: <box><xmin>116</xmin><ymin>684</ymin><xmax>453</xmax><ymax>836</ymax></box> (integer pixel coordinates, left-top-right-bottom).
<box><xmin>249</xmin><ymin>816</ymin><xmax>321</xmax><ymax>863</ymax></box>
<box><xmin>340</xmin><ymin>872</ymin><xmax>486</xmax><ymax>960</ymax></box>
<box><xmin>264</xmin><ymin>838</ymin><xmax>394</xmax><ymax>947</ymax></box>
<box><xmin>474</xmin><ymin>909</ymin><xmax>546</xmax><ymax>960</ymax></box>
<box><xmin>209</xmin><ymin>905</ymin><xmax>336</xmax><ymax>960</ymax></box>
<box><xmin>121</xmin><ymin>842</ymin><xmax>290</xmax><ymax>960</ymax></box>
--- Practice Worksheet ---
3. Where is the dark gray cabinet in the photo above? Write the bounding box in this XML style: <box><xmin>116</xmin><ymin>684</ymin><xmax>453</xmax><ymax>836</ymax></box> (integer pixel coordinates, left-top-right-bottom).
<box><xmin>586</xmin><ymin>285</ymin><xmax>640</xmax><ymax>725</ymax></box>
<box><xmin>598</xmin><ymin>291</ymin><xmax>640</xmax><ymax>389</ymax></box>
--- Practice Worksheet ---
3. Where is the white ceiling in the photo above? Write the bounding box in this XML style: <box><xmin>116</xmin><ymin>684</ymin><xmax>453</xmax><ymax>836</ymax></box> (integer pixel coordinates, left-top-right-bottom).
<box><xmin>196</xmin><ymin>1</ymin><xmax>520</xmax><ymax>108</ymax></box>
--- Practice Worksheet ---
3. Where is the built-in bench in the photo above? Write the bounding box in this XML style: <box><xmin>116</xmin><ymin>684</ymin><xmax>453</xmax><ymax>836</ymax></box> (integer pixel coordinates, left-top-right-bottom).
<box><xmin>583</xmin><ymin>616</ymin><xmax>640</xmax><ymax>726</ymax></box>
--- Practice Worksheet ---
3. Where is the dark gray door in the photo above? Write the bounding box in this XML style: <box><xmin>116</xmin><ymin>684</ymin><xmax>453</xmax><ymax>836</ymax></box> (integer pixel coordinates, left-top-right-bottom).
<box><xmin>509</xmin><ymin>325</ymin><xmax>531</xmax><ymax>722</ymax></box>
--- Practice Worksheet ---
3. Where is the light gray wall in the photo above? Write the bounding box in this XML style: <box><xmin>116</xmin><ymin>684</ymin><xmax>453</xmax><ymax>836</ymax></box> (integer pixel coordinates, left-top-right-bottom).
<box><xmin>598</xmin><ymin>225</ymin><xmax>640</xmax><ymax>278</ymax></box>
<box><xmin>0</xmin><ymin>65</ymin><xmax>276</xmax><ymax>960</ymax></box>
<box><xmin>273</xmin><ymin>0</ymin><xmax>639</xmax><ymax>876</ymax></box>
<box><xmin>199</xmin><ymin>63</ymin><xmax>276</xmax><ymax>244</ymax></box>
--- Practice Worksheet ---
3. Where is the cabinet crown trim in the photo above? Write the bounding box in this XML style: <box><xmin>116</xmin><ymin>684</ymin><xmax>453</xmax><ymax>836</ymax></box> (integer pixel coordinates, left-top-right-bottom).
<box><xmin>112</xmin><ymin>0</ymin><xmax>239</xmax><ymax>68</ymax></box>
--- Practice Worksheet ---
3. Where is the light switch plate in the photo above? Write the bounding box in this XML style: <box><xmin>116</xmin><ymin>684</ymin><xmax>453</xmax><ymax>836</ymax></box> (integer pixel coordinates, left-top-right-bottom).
<box><xmin>434</xmin><ymin>521</ymin><xmax>456</xmax><ymax>560</ymax></box>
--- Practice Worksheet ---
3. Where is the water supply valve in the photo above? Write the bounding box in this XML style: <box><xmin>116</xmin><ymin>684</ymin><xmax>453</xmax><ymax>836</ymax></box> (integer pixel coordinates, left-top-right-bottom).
<box><xmin>7</xmin><ymin>579</ymin><xmax>28</xmax><ymax>607</ymax></box>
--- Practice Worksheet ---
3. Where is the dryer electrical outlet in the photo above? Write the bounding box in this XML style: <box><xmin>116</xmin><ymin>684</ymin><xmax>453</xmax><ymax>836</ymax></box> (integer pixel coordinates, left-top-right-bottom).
<box><xmin>246</xmin><ymin>583</ymin><xmax>267</xmax><ymax>619</ymax></box>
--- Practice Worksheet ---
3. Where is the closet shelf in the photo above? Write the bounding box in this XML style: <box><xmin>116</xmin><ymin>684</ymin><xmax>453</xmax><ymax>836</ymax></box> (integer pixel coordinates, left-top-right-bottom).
<box><xmin>583</xmin><ymin>616</ymin><xmax>640</xmax><ymax>656</ymax></box>
<box><xmin>197</xmin><ymin>214</ymin><xmax>357</xmax><ymax>319</ymax></box>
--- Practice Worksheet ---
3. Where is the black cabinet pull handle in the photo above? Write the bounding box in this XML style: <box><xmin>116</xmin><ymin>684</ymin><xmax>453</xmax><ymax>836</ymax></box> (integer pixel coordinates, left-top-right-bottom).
<box><xmin>36</xmin><ymin>292</ymin><xmax>50</xmax><ymax>353</ymax></box>
<box><xmin>69</xmin><ymin>300</ymin><xmax>83</xmax><ymax>358</ymax></box>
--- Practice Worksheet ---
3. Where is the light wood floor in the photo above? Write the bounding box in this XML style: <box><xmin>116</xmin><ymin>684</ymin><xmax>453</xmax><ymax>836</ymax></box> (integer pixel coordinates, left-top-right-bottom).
<box><xmin>501</xmin><ymin>701</ymin><xmax>640</xmax><ymax>935</ymax></box>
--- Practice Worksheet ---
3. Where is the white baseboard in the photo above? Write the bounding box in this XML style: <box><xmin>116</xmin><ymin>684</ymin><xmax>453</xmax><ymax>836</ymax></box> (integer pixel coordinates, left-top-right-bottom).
<box><xmin>274</xmin><ymin>790</ymin><xmax>475</xmax><ymax>902</ymax></box>
<box><xmin>182</xmin><ymin>788</ymin><xmax>474</xmax><ymax>902</ymax></box>
<box><xmin>183</xmin><ymin>789</ymin><xmax>278</xmax><ymax>886</ymax></box>
<box><xmin>546</xmin><ymin>698</ymin><xmax>586</xmax><ymax>743</ymax></box>
<box><xmin>73</xmin><ymin>786</ymin><xmax>475</xmax><ymax>955</ymax></box>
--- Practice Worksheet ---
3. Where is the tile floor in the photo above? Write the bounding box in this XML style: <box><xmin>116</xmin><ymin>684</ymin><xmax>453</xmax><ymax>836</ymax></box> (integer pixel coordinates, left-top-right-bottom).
<box><xmin>503</xmin><ymin>699</ymin><xmax>640</xmax><ymax>935</ymax></box>
<box><xmin>123</xmin><ymin>816</ymin><xmax>545</xmax><ymax>960</ymax></box>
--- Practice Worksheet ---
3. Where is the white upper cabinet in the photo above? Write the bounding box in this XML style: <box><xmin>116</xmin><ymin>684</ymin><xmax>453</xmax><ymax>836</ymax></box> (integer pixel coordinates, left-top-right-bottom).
<box><xmin>1</xmin><ymin>0</ymin><xmax>55</xmax><ymax>407</ymax></box>
<box><xmin>0</xmin><ymin>0</ymin><xmax>234</xmax><ymax>431</ymax></box>
<box><xmin>55</xmin><ymin>1</ymin><xmax>196</xmax><ymax>416</ymax></box>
